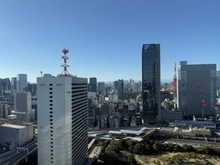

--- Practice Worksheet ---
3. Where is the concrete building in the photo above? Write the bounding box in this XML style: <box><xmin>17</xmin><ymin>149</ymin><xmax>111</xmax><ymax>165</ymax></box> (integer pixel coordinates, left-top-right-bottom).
<box><xmin>89</xmin><ymin>77</ymin><xmax>97</xmax><ymax>92</ymax></box>
<box><xmin>11</xmin><ymin>77</ymin><xmax>17</xmax><ymax>95</ymax></box>
<box><xmin>101</xmin><ymin>103</ymin><xmax>110</xmax><ymax>116</ymax></box>
<box><xmin>108</xmin><ymin>94</ymin><xmax>118</xmax><ymax>103</ymax></box>
<box><xmin>0</xmin><ymin>102</ymin><xmax>9</xmax><ymax>119</ymax></box>
<box><xmin>177</xmin><ymin>62</ymin><xmax>216</xmax><ymax>118</ymax></box>
<box><xmin>217</xmin><ymin>70</ymin><xmax>220</xmax><ymax>90</ymax></box>
<box><xmin>132</xmin><ymin>82</ymin><xmax>140</xmax><ymax>93</ymax></box>
<box><xmin>17</xmin><ymin>74</ymin><xmax>27</xmax><ymax>92</ymax></box>
<box><xmin>37</xmin><ymin>75</ymin><xmax>88</xmax><ymax>165</ymax></box>
<box><xmin>114</xmin><ymin>79</ymin><xmax>124</xmax><ymax>100</ymax></box>
<box><xmin>98</xmin><ymin>82</ymin><xmax>105</xmax><ymax>94</ymax></box>
<box><xmin>0</xmin><ymin>78</ymin><xmax>10</xmax><ymax>96</ymax></box>
<box><xmin>142</xmin><ymin>44</ymin><xmax>161</xmax><ymax>123</ymax></box>
<box><xmin>88</xmin><ymin>98</ymin><xmax>95</xmax><ymax>128</ymax></box>
<box><xmin>27</xmin><ymin>83</ymin><xmax>37</xmax><ymax>96</ymax></box>
<box><xmin>14</xmin><ymin>92</ymin><xmax>32</xmax><ymax>121</ymax></box>
<box><xmin>161</xmin><ymin>109</ymin><xmax>183</xmax><ymax>122</ymax></box>
<box><xmin>0</xmin><ymin>123</ymin><xmax>33</xmax><ymax>146</ymax></box>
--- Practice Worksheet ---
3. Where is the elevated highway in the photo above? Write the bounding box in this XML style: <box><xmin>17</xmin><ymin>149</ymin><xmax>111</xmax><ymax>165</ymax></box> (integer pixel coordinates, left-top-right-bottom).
<box><xmin>0</xmin><ymin>140</ymin><xmax>37</xmax><ymax>165</ymax></box>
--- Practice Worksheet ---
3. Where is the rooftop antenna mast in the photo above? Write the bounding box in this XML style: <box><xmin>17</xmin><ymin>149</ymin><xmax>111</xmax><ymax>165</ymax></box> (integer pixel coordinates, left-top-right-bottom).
<box><xmin>58</xmin><ymin>48</ymin><xmax>72</xmax><ymax>77</ymax></box>
<box><xmin>40</xmin><ymin>71</ymin><xmax>43</xmax><ymax>77</ymax></box>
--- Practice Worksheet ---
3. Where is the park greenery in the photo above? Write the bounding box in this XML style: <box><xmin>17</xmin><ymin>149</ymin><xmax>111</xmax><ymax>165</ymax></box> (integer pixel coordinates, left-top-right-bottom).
<box><xmin>93</xmin><ymin>139</ymin><xmax>220</xmax><ymax>165</ymax></box>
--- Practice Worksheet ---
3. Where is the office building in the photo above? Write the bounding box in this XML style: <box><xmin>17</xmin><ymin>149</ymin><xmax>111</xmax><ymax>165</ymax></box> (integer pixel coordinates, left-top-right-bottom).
<box><xmin>27</xmin><ymin>83</ymin><xmax>37</xmax><ymax>96</ymax></box>
<box><xmin>88</xmin><ymin>98</ymin><xmax>95</xmax><ymax>128</ymax></box>
<box><xmin>0</xmin><ymin>122</ymin><xmax>33</xmax><ymax>146</ymax></box>
<box><xmin>142</xmin><ymin>44</ymin><xmax>161</xmax><ymax>123</ymax></box>
<box><xmin>0</xmin><ymin>102</ymin><xmax>9</xmax><ymax>119</ymax></box>
<box><xmin>37</xmin><ymin>49</ymin><xmax>88</xmax><ymax>165</ymax></box>
<box><xmin>132</xmin><ymin>82</ymin><xmax>140</xmax><ymax>93</ymax></box>
<box><xmin>0</xmin><ymin>78</ymin><xmax>10</xmax><ymax>95</ymax></box>
<box><xmin>114</xmin><ymin>79</ymin><xmax>124</xmax><ymax>100</ymax></box>
<box><xmin>101</xmin><ymin>103</ymin><xmax>110</xmax><ymax>116</ymax></box>
<box><xmin>217</xmin><ymin>70</ymin><xmax>220</xmax><ymax>90</ymax></box>
<box><xmin>17</xmin><ymin>74</ymin><xmax>27</xmax><ymax>92</ymax></box>
<box><xmin>89</xmin><ymin>77</ymin><xmax>97</xmax><ymax>92</ymax></box>
<box><xmin>11</xmin><ymin>77</ymin><xmax>17</xmax><ymax>90</ymax></box>
<box><xmin>98</xmin><ymin>82</ymin><xmax>105</xmax><ymax>94</ymax></box>
<box><xmin>14</xmin><ymin>92</ymin><xmax>32</xmax><ymax>121</ymax></box>
<box><xmin>11</xmin><ymin>77</ymin><xmax>17</xmax><ymax>95</ymax></box>
<box><xmin>177</xmin><ymin>62</ymin><xmax>216</xmax><ymax>118</ymax></box>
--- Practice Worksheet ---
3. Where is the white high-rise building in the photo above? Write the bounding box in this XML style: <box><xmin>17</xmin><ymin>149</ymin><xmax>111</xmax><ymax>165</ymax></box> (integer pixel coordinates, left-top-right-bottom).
<box><xmin>37</xmin><ymin>49</ymin><xmax>88</xmax><ymax>165</ymax></box>
<box><xmin>17</xmin><ymin>74</ymin><xmax>27</xmax><ymax>92</ymax></box>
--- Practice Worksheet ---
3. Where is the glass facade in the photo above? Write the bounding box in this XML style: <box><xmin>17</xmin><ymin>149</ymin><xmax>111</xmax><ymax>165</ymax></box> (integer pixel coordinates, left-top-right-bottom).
<box><xmin>142</xmin><ymin>44</ymin><xmax>160</xmax><ymax>123</ymax></box>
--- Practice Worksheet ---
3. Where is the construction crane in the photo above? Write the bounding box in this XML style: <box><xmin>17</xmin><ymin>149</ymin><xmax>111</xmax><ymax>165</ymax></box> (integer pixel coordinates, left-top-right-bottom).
<box><xmin>198</xmin><ymin>86</ymin><xmax>206</xmax><ymax>119</ymax></box>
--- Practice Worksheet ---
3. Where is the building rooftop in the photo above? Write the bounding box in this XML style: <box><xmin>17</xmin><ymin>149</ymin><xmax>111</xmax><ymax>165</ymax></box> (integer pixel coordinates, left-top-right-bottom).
<box><xmin>172</xmin><ymin>120</ymin><xmax>215</xmax><ymax>125</ymax></box>
<box><xmin>1</xmin><ymin>123</ymin><xmax>26</xmax><ymax>129</ymax></box>
<box><xmin>108</xmin><ymin>127</ymin><xmax>149</xmax><ymax>135</ymax></box>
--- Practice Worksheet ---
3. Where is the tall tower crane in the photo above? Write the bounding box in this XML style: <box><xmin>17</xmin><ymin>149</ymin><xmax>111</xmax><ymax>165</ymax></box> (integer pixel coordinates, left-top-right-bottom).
<box><xmin>198</xmin><ymin>86</ymin><xmax>206</xmax><ymax>119</ymax></box>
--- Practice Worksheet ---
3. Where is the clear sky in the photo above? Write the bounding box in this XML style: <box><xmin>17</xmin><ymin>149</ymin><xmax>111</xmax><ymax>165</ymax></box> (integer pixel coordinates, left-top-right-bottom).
<box><xmin>0</xmin><ymin>0</ymin><xmax>220</xmax><ymax>83</ymax></box>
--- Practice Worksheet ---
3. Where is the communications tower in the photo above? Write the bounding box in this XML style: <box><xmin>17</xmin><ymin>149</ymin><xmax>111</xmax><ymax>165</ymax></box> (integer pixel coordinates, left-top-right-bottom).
<box><xmin>58</xmin><ymin>48</ymin><xmax>72</xmax><ymax>77</ymax></box>
<box><xmin>172</xmin><ymin>62</ymin><xmax>177</xmax><ymax>109</ymax></box>
<box><xmin>172</xmin><ymin>62</ymin><xmax>177</xmax><ymax>91</ymax></box>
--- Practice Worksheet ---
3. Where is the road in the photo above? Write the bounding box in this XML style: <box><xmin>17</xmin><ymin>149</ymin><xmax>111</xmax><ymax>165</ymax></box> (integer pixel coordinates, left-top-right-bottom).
<box><xmin>0</xmin><ymin>141</ymin><xmax>37</xmax><ymax>165</ymax></box>
<box><xmin>85</xmin><ymin>146</ymin><xmax>102</xmax><ymax>165</ymax></box>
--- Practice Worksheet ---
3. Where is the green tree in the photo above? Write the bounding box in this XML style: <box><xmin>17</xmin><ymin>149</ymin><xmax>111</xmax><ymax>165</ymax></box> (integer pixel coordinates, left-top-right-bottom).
<box><xmin>105</xmin><ymin>144</ymin><xmax>119</xmax><ymax>153</ymax></box>
<box><xmin>118</xmin><ymin>139</ymin><xmax>127</xmax><ymax>150</ymax></box>
<box><xmin>182</xmin><ymin>144</ymin><xmax>196</xmax><ymax>152</ymax></box>
<box><xmin>173</xmin><ymin>144</ymin><xmax>183</xmax><ymax>152</ymax></box>
<box><xmin>127</xmin><ymin>154</ymin><xmax>136</xmax><ymax>165</ymax></box>
<box><xmin>153</xmin><ymin>141</ymin><xmax>162</xmax><ymax>152</ymax></box>
<box><xmin>128</xmin><ymin>145</ymin><xmax>134</xmax><ymax>153</ymax></box>
<box><xmin>196</xmin><ymin>146</ymin><xmax>212</xmax><ymax>154</ymax></box>
<box><xmin>133</xmin><ymin>143</ymin><xmax>146</xmax><ymax>154</ymax></box>
<box><xmin>145</xmin><ymin>144</ymin><xmax>154</xmax><ymax>154</ymax></box>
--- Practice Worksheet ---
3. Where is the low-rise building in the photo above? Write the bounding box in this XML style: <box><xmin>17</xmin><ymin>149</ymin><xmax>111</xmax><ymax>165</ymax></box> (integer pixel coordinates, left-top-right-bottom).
<box><xmin>0</xmin><ymin>122</ymin><xmax>33</xmax><ymax>146</ymax></box>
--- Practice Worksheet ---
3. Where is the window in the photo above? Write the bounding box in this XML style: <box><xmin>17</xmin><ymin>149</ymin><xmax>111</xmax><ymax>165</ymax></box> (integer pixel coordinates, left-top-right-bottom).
<box><xmin>50</xmin><ymin>104</ymin><xmax>53</xmax><ymax>106</ymax></box>
<box><xmin>50</xmin><ymin>88</ymin><xmax>53</xmax><ymax>90</ymax></box>
<box><xmin>50</xmin><ymin>100</ymin><xmax>53</xmax><ymax>102</ymax></box>
<box><xmin>50</xmin><ymin>115</ymin><xmax>53</xmax><ymax>117</ymax></box>
<box><xmin>50</xmin><ymin>111</ymin><xmax>53</xmax><ymax>114</ymax></box>
<box><xmin>50</xmin><ymin>84</ymin><xmax>53</xmax><ymax>86</ymax></box>
<box><xmin>50</xmin><ymin>119</ymin><xmax>53</xmax><ymax>121</ymax></box>
<box><xmin>50</xmin><ymin>92</ymin><xmax>52</xmax><ymax>94</ymax></box>
<box><xmin>50</xmin><ymin>96</ymin><xmax>53</xmax><ymax>98</ymax></box>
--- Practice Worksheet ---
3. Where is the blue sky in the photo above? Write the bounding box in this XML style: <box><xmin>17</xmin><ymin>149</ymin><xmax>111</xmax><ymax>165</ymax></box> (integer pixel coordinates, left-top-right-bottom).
<box><xmin>0</xmin><ymin>0</ymin><xmax>220</xmax><ymax>83</ymax></box>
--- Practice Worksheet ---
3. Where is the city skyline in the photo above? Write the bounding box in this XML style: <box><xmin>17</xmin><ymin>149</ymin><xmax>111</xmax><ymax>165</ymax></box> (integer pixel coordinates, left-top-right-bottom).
<box><xmin>1</xmin><ymin>0</ymin><xmax>220</xmax><ymax>83</ymax></box>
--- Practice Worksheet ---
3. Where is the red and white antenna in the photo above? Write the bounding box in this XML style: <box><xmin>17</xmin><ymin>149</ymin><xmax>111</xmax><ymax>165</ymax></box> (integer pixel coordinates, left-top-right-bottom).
<box><xmin>58</xmin><ymin>48</ymin><xmax>72</xmax><ymax>77</ymax></box>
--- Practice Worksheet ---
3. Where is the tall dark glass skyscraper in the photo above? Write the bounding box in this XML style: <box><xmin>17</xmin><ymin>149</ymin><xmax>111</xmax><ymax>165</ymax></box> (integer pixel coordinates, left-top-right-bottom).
<box><xmin>89</xmin><ymin>77</ymin><xmax>97</xmax><ymax>92</ymax></box>
<box><xmin>142</xmin><ymin>44</ymin><xmax>161</xmax><ymax>124</ymax></box>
